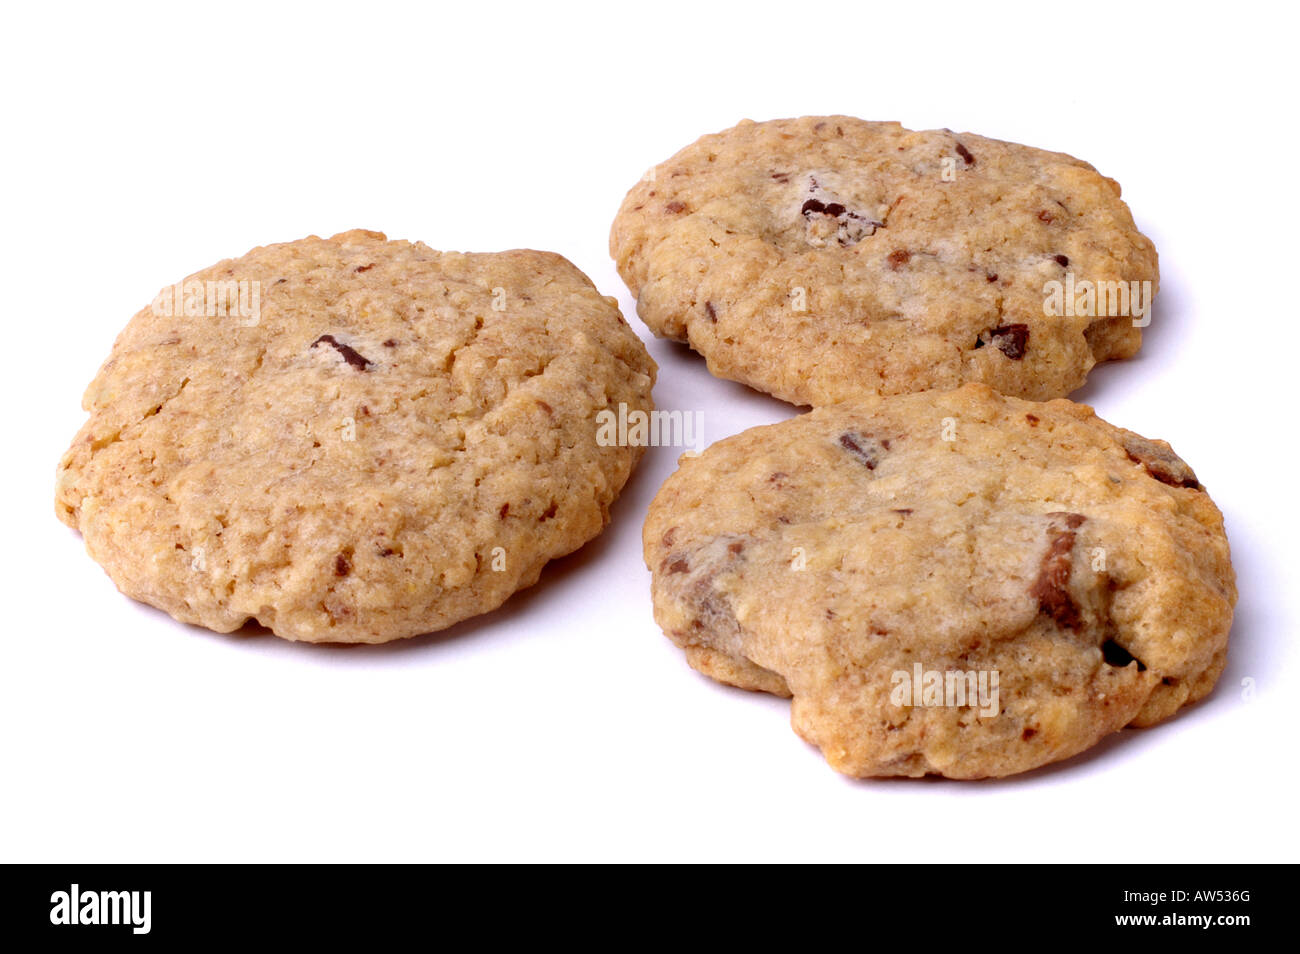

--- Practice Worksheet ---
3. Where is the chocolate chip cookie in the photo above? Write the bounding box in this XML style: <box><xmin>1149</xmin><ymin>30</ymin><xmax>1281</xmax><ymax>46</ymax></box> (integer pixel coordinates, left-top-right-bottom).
<box><xmin>57</xmin><ymin>230</ymin><xmax>656</xmax><ymax>643</ymax></box>
<box><xmin>644</xmin><ymin>384</ymin><xmax>1234</xmax><ymax>778</ymax></box>
<box><xmin>611</xmin><ymin>117</ymin><xmax>1158</xmax><ymax>406</ymax></box>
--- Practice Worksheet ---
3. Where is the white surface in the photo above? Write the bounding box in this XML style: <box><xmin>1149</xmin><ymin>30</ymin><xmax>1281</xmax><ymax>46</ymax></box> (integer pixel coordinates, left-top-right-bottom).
<box><xmin>1</xmin><ymin>1</ymin><xmax>1295</xmax><ymax>863</ymax></box>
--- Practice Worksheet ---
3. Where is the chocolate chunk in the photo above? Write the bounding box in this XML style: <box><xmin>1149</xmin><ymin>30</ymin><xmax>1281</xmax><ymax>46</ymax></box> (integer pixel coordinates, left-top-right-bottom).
<box><xmin>334</xmin><ymin>553</ymin><xmax>352</xmax><ymax>577</ymax></box>
<box><xmin>986</xmin><ymin>272</ymin><xmax>998</xmax><ymax>283</ymax></box>
<box><xmin>955</xmin><ymin>142</ymin><xmax>975</xmax><ymax>165</ymax></box>
<box><xmin>705</xmin><ymin>301</ymin><xmax>717</xmax><ymax>322</ymax></box>
<box><xmin>887</xmin><ymin>249</ymin><xmax>911</xmax><ymax>270</ymax></box>
<box><xmin>839</xmin><ymin>431</ymin><xmax>883</xmax><ymax>470</ymax></box>
<box><xmin>354</xmin><ymin>263</ymin><xmax>375</xmax><ymax>273</ymax></box>
<box><xmin>1053</xmin><ymin>254</ymin><xmax>1069</xmax><ymax>267</ymax></box>
<box><xmin>378</xmin><ymin>547</ymin><xmax>396</xmax><ymax>557</ymax></box>
<box><xmin>801</xmin><ymin>179</ymin><xmax>883</xmax><ymax>245</ymax></box>
<box><xmin>1031</xmin><ymin>513</ymin><xmax>1086</xmax><ymax>630</ymax></box>
<box><xmin>311</xmin><ymin>334</ymin><xmax>372</xmax><ymax>371</ymax></box>
<box><xmin>1120</xmin><ymin>433</ymin><xmax>1202</xmax><ymax>490</ymax></box>
<box><xmin>383</xmin><ymin>339</ymin><xmax>397</xmax><ymax>347</ymax></box>
<box><xmin>499</xmin><ymin>502</ymin><xmax>510</xmax><ymax>519</ymax></box>
<box><xmin>983</xmin><ymin>324</ymin><xmax>1029</xmax><ymax>360</ymax></box>
<box><xmin>540</xmin><ymin>501</ymin><xmax>558</xmax><ymax>521</ymax></box>
<box><xmin>1021</xmin><ymin>727</ymin><xmax>1038</xmax><ymax>741</ymax></box>
<box><xmin>1101</xmin><ymin>638</ymin><xmax>1146</xmax><ymax>670</ymax></box>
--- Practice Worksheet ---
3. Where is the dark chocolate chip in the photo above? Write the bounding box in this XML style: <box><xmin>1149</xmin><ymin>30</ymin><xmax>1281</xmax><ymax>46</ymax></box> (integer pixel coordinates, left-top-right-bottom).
<box><xmin>334</xmin><ymin>553</ymin><xmax>351</xmax><ymax>577</ymax></box>
<box><xmin>355</xmin><ymin>263</ymin><xmax>375</xmax><ymax>273</ymax></box>
<box><xmin>1054</xmin><ymin>254</ymin><xmax>1070</xmax><ymax>267</ymax></box>
<box><xmin>988</xmin><ymin>324</ymin><xmax>1029</xmax><ymax>360</ymax></box>
<box><xmin>839</xmin><ymin>431</ymin><xmax>882</xmax><ymax>470</ymax></box>
<box><xmin>705</xmin><ymin>301</ymin><xmax>717</xmax><ymax>322</ymax></box>
<box><xmin>1121</xmin><ymin>433</ymin><xmax>1202</xmax><ymax>490</ymax></box>
<box><xmin>499</xmin><ymin>503</ymin><xmax>510</xmax><ymax>519</ymax></box>
<box><xmin>1031</xmin><ymin>513</ymin><xmax>1087</xmax><ymax>630</ymax></box>
<box><xmin>955</xmin><ymin>142</ymin><xmax>975</xmax><ymax>165</ymax></box>
<box><xmin>311</xmin><ymin>334</ymin><xmax>372</xmax><ymax>371</ymax></box>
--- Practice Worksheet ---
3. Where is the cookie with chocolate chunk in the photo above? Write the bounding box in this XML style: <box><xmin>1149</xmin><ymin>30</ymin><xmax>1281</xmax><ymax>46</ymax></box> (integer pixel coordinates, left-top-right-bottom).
<box><xmin>644</xmin><ymin>384</ymin><xmax>1234</xmax><ymax>778</ymax></box>
<box><xmin>57</xmin><ymin>230</ymin><xmax>656</xmax><ymax>643</ymax></box>
<box><xmin>611</xmin><ymin>116</ymin><xmax>1159</xmax><ymax>405</ymax></box>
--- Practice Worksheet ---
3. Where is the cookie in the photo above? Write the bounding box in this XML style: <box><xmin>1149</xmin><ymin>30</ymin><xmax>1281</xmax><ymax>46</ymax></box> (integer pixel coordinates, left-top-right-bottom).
<box><xmin>644</xmin><ymin>384</ymin><xmax>1234</xmax><ymax>778</ymax></box>
<box><xmin>611</xmin><ymin>116</ymin><xmax>1159</xmax><ymax>406</ymax></box>
<box><xmin>57</xmin><ymin>230</ymin><xmax>656</xmax><ymax>643</ymax></box>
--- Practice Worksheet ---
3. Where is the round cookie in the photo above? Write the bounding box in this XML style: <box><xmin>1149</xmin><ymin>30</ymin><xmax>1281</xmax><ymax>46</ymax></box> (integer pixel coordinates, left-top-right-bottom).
<box><xmin>57</xmin><ymin>230</ymin><xmax>656</xmax><ymax>643</ymax></box>
<box><xmin>611</xmin><ymin>116</ymin><xmax>1159</xmax><ymax>406</ymax></box>
<box><xmin>644</xmin><ymin>384</ymin><xmax>1234</xmax><ymax>778</ymax></box>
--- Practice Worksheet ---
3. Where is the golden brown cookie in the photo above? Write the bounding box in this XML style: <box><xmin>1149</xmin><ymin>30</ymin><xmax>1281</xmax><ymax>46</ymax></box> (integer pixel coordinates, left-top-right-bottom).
<box><xmin>644</xmin><ymin>384</ymin><xmax>1234</xmax><ymax>778</ymax></box>
<box><xmin>57</xmin><ymin>230</ymin><xmax>656</xmax><ymax>643</ymax></box>
<box><xmin>612</xmin><ymin>117</ymin><xmax>1158</xmax><ymax>405</ymax></box>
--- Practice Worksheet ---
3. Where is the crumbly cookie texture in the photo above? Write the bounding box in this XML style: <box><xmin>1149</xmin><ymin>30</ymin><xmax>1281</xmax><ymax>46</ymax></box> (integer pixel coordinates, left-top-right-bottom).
<box><xmin>611</xmin><ymin>116</ymin><xmax>1159</xmax><ymax>406</ymax></box>
<box><xmin>58</xmin><ymin>230</ymin><xmax>656</xmax><ymax>643</ymax></box>
<box><xmin>644</xmin><ymin>384</ymin><xmax>1234</xmax><ymax>779</ymax></box>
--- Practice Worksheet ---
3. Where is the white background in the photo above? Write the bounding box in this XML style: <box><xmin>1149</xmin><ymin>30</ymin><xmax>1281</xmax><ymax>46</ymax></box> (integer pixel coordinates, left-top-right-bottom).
<box><xmin>2</xmin><ymin>1</ymin><xmax>1296</xmax><ymax>862</ymax></box>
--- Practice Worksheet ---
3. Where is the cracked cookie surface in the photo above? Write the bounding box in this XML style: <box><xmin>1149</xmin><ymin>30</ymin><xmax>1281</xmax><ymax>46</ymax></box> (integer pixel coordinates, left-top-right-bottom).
<box><xmin>644</xmin><ymin>384</ymin><xmax>1234</xmax><ymax>778</ymax></box>
<box><xmin>611</xmin><ymin>116</ymin><xmax>1159</xmax><ymax>406</ymax></box>
<box><xmin>57</xmin><ymin>230</ymin><xmax>656</xmax><ymax>643</ymax></box>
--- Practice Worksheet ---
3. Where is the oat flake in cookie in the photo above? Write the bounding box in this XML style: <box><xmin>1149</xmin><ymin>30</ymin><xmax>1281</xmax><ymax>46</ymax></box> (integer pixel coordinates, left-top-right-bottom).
<box><xmin>611</xmin><ymin>116</ymin><xmax>1159</xmax><ymax>406</ymax></box>
<box><xmin>644</xmin><ymin>385</ymin><xmax>1234</xmax><ymax>779</ymax></box>
<box><xmin>57</xmin><ymin>230</ymin><xmax>656</xmax><ymax>643</ymax></box>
